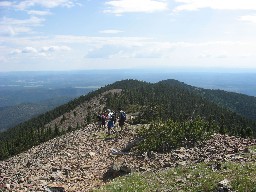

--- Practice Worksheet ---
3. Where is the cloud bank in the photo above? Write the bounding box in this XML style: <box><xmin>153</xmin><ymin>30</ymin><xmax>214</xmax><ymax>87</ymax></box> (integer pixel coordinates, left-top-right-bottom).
<box><xmin>0</xmin><ymin>0</ymin><xmax>78</xmax><ymax>10</ymax></box>
<box><xmin>174</xmin><ymin>0</ymin><xmax>256</xmax><ymax>12</ymax></box>
<box><xmin>104</xmin><ymin>0</ymin><xmax>168</xmax><ymax>15</ymax></box>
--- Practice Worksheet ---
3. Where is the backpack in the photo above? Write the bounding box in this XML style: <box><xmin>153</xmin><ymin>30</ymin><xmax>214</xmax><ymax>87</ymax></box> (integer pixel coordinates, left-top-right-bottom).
<box><xmin>111</xmin><ymin>114</ymin><xmax>116</xmax><ymax>121</ymax></box>
<box><xmin>97</xmin><ymin>114</ymin><xmax>102</xmax><ymax>121</ymax></box>
<box><xmin>120</xmin><ymin>112</ymin><xmax>126</xmax><ymax>121</ymax></box>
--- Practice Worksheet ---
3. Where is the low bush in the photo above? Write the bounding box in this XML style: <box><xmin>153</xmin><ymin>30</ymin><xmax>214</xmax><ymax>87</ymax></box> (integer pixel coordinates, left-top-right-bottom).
<box><xmin>136</xmin><ymin>116</ymin><xmax>218</xmax><ymax>153</ymax></box>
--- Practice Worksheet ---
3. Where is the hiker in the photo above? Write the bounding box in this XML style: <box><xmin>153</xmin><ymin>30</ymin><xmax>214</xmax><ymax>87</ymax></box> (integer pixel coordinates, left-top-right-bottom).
<box><xmin>107</xmin><ymin>109</ymin><xmax>113</xmax><ymax>120</ymax></box>
<box><xmin>119</xmin><ymin>110</ymin><xmax>126</xmax><ymax>130</ymax></box>
<box><xmin>101</xmin><ymin>113</ymin><xmax>106</xmax><ymax>128</ymax></box>
<box><xmin>111</xmin><ymin>111</ymin><xmax>117</xmax><ymax>126</ymax></box>
<box><xmin>96</xmin><ymin>113</ymin><xmax>102</xmax><ymax>127</ymax></box>
<box><xmin>107</xmin><ymin>115</ymin><xmax>114</xmax><ymax>135</ymax></box>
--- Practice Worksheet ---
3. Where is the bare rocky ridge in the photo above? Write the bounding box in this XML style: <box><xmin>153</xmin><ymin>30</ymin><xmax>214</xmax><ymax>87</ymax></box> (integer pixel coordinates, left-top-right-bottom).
<box><xmin>45</xmin><ymin>89</ymin><xmax>122</xmax><ymax>132</ymax></box>
<box><xmin>1</xmin><ymin>89</ymin><xmax>256</xmax><ymax>191</ymax></box>
<box><xmin>0</xmin><ymin>123</ymin><xmax>256</xmax><ymax>191</ymax></box>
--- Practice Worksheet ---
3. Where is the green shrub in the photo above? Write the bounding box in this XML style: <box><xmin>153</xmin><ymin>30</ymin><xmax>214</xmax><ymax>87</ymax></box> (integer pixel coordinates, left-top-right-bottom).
<box><xmin>136</xmin><ymin>116</ymin><xmax>216</xmax><ymax>153</ymax></box>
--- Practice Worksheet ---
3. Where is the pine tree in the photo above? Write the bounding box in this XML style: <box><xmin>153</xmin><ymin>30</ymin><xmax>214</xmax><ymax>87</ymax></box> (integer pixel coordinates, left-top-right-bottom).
<box><xmin>54</xmin><ymin>123</ymin><xmax>60</xmax><ymax>136</ymax></box>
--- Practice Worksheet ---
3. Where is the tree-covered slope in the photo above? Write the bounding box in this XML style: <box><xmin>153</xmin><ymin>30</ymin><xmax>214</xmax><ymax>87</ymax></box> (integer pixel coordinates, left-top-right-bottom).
<box><xmin>0</xmin><ymin>97</ymin><xmax>73</xmax><ymax>131</ymax></box>
<box><xmin>105</xmin><ymin>79</ymin><xmax>256</xmax><ymax>135</ymax></box>
<box><xmin>196</xmin><ymin>88</ymin><xmax>256</xmax><ymax>121</ymax></box>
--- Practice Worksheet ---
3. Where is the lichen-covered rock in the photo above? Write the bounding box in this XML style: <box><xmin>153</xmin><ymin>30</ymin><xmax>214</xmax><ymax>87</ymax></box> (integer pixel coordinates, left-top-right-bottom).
<box><xmin>217</xmin><ymin>179</ymin><xmax>233</xmax><ymax>192</ymax></box>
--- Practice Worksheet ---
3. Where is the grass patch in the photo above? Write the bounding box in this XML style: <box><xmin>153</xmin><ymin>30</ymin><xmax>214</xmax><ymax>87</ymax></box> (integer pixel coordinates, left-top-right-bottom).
<box><xmin>95</xmin><ymin>161</ymin><xmax>256</xmax><ymax>192</ymax></box>
<box><xmin>249</xmin><ymin>145</ymin><xmax>256</xmax><ymax>153</ymax></box>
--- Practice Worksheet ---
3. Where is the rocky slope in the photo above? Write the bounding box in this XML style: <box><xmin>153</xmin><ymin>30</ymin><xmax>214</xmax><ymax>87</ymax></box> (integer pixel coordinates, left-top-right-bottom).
<box><xmin>0</xmin><ymin>121</ymin><xmax>256</xmax><ymax>192</ymax></box>
<box><xmin>44</xmin><ymin>89</ymin><xmax>122</xmax><ymax>132</ymax></box>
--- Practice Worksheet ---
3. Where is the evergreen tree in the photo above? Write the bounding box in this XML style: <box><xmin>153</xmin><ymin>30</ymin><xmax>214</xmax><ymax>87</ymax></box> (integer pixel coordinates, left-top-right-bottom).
<box><xmin>54</xmin><ymin>124</ymin><xmax>60</xmax><ymax>136</ymax></box>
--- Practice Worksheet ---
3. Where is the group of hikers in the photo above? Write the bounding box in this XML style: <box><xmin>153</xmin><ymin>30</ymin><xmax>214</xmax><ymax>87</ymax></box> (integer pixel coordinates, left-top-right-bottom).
<box><xmin>96</xmin><ymin>109</ymin><xmax>126</xmax><ymax>135</ymax></box>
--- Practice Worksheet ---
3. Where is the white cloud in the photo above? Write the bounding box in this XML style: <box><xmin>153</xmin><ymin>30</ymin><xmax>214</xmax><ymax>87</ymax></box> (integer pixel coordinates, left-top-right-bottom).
<box><xmin>0</xmin><ymin>16</ymin><xmax>45</xmax><ymax>35</ymax></box>
<box><xmin>41</xmin><ymin>45</ymin><xmax>71</xmax><ymax>52</ymax></box>
<box><xmin>0</xmin><ymin>1</ymin><xmax>15</xmax><ymax>7</ymax></box>
<box><xmin>0</xmin><ymin>1</ymin><xmax>79</xmax><ymax>35</ymax></box>
<box><xmin>0</xmin><ymin>0</ymin><xmax>81</xmax><ymax>38</ymax></box>
<box><xmin>15</xmin><ymin>35</ymin><xmax>254</xmax><ymax>60</ymax></box>
<box><xmin>10</xmin><ymin>49</ymin><xmax>22</xmax><ymax>55</ymax></box>
<box><xmin>104</xmin><ymin>0</ymin><xmax>168</xmax><ymax>15</ymax></box>
<box><xmin>174</xmin><ymin>0</ymin><xmax>256</xmax><ymax>12</ymax></box>
<box><xmin>54</xmin><ymin>35</ymin><xmax>152</xmax><ymax>48</ymax></box>
<box><xmin>0</xmin><ymin>16</ymin><xmax>44</xmax><ymax>26</ymax></box>
<box><xmin>0</xmin><ymin>0</ymin><xmax>79</xmax><ymax>14</ymax></box>
<box><xmin>22</xmin><ymin>47</ymin><xmax>38</xmax><ymax>53</ymax></box>
<box><xmin>3</xmin><ymin>34</ymin><xmax>256</xmax><ymax>70</ymax></box>
<box><xmin>216</xmin><ymin>54</ymin><xmax>228</xmax><ymax>59</ymax></box>
<box><xmin>27</xmin><ymin>10</ymin><xmax>52</xmax><ymax>16</ymax></box>
<box><xmin>15</xmin><ymin>0</ymin><xmax>77</xmax><ymax>10</ymax></box>
<box><xmin>9</xmin><ymin>45</ymin><xmax>71</xmax><ymax>56</ymax></box>
<box><xmin>239</xmin><ymin>15</ymin><xmax>256</xmax><ymax>23</ymax></box>
<box><xmin>0</xmin><ymin>26</ymin><xmax>32</xmax><ymax>36</ymax></box>
<box><xmin>83</xmin><ymin>39</ymin><xmax>256</xmax><ymax>61</ymax></box>
<box><xmin>99</xmin><ymin>29</ymin><xmax>124</xmax><ymax>34</ymax></box>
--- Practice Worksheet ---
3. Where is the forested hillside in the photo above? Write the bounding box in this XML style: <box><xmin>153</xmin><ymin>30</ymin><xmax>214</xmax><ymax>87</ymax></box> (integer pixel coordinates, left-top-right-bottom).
<box><xmin>0</xmin><ymin>79</ymin><xmax>256</xmax><ymax>160</ymax></box>
<box><xmin>0</xmin><ymin>87</ymin><xmax>96</xmax><ymax>132</ymax></box>
<box><xmin>197</xmin><ymin>88</ymin><xmax>256</xmax><ymax>121</ymax></box>
<box><xmin>105</xmin><ymin>79</ymin><xmax>256</xmax><ymax>134</ymax></box>
<box><xmin>0</xmin><ymin>97</ymin><xmax>73</xmax><ymax>131</ymax></box>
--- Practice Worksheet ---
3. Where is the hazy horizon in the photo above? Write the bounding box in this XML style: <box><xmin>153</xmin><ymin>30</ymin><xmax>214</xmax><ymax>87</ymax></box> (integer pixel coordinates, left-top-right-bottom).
<box><xmin>1</xmin><ymin>68</ymin><xmax>256</xmax><ymax>74</ymax></box>
<box><xmin>1</xmin><ymin>70</ymin><xmax>256</xmax><ymax>97</ymax></box>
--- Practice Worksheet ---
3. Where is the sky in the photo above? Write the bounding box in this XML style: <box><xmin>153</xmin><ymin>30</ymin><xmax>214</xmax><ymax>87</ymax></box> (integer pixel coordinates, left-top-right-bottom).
<box><xmin>1</xmin><ymin>0</ymin><xmax>256</xmax><ymax>72</ymax></box>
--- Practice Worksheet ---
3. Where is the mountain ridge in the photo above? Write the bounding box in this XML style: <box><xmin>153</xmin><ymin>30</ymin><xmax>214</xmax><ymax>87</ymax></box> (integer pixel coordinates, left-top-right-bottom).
<box><xmin>0</xmin><ymin>79</ymin><xmax>256</xmax><ymax>161</ymax></box>
<box><xmin>1</xmin><ymin>78</ymin><xmax>256</xmax><ymax>191</ymax></box>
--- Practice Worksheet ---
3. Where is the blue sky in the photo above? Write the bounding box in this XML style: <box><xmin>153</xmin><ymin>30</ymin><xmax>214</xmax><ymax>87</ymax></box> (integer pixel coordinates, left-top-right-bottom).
<box><xmin>1</xmin><ymin>0</ymin><xmax>256</xmax><ymax>72</ymax></box>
